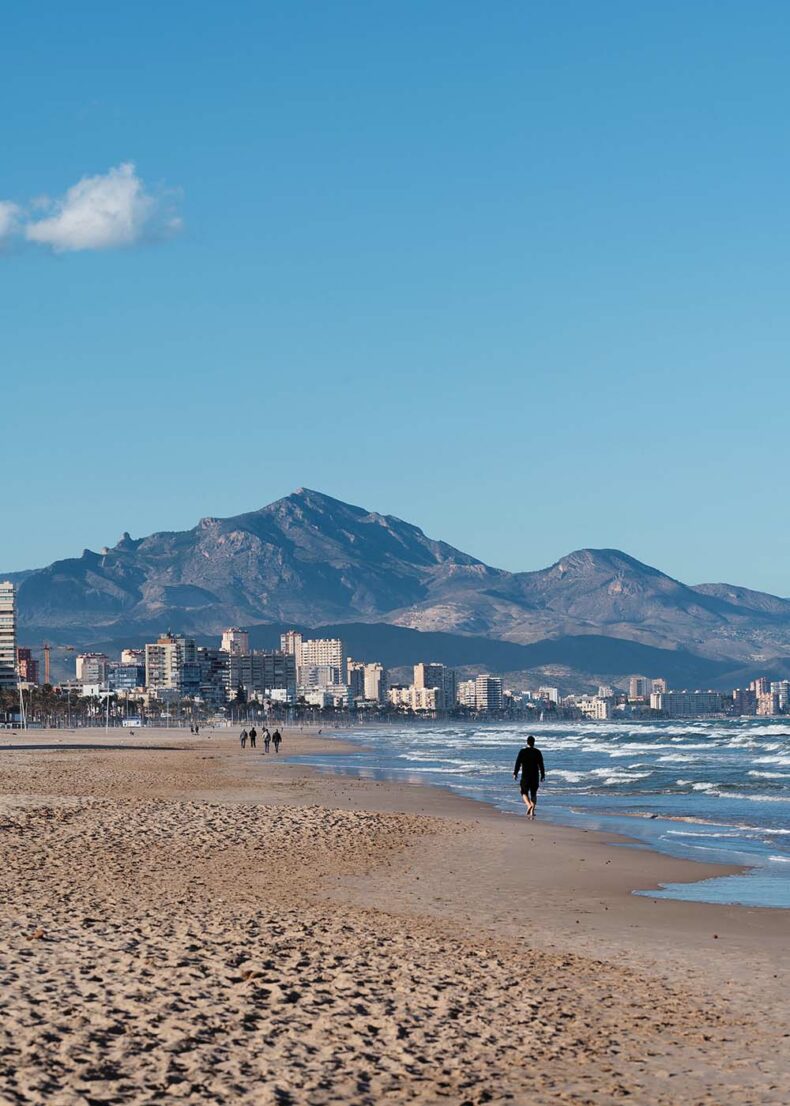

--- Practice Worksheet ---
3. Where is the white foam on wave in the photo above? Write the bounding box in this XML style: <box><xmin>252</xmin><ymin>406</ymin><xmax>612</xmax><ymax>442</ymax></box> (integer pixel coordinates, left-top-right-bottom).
<box><xmin>550</xmin><ymin>769</ymin><xmax>585</xmax><ymax>783</ymax></box>
<box><xmin>701</xmin><ymin>789</ymin><xmax>789</xmax><ymax>803</ymax></box>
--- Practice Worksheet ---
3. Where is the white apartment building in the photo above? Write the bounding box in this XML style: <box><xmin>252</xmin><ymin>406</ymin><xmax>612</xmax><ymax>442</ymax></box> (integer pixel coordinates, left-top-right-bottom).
<box><xmin>770</xmin><ymin>680</ymin><xmax>790</xmax><ymax>711</ymax></box>
<box><xmin>0</xmin><ymin>581</ymin><xmax>16</xmax><ymax>688</ymax></box>
<box><xmin>76</xmin><ymin>652</ymin><xmax>109</xmax><ymax>686</ymax></box>
<box><xmin>221</xmin><ymin>627</ymin><xmax>250</xmax><ymax>655</ymax></box>
<box><xmin>537</xmin><ymin>686</ymin><xmax>560</xmax><ymax>704</ymax></box>
<box><xmin>388</xmin><ymin>685</ymin><xmax>442</xmax><ymax>713</ymax></box>
<box><xmin>650</xmin><ymin>690</ymin><xmax>722</xmax><ymax>717</ymax></box>
<box><xmin>457</xmin><ymin>679</ymin><xmax>476</xmax><ymax>709</ymax></box>
<box><xmin>299</xmin><ymin>638</ymin><xmax>344</xmax><ymax>686</ymax></box>
<box><xmin>145</xmin><ymin>633</ymin><xmax>196</xmax><ymax>692</ymax></box>
<box><xmin>578</xmin><ymin>696</ymin><xmax>612</xmax><ymax>720</ymax></box>
<box><xmin>414</xmin><ymin>662</ymin><xmax>456</xmax><ymax>710</ymax></box>
<box><xmin>474</xmin><ymin>675</ymin><xmax>503</xmax><ymax>713</ymax></box>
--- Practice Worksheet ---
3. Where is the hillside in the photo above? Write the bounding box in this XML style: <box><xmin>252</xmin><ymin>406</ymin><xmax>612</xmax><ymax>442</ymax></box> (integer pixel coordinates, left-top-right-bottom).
<box><xmin>7</xmin><ymin>488</ymin><xmax>790</xmax><ymax>682</ymax></box>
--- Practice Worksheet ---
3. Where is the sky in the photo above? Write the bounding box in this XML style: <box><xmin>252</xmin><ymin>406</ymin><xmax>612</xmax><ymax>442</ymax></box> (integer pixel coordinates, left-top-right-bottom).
<box><xmin>3</xmin><ymin>1</ymin><xmax>790</xmax><ymax>592</ymax></box>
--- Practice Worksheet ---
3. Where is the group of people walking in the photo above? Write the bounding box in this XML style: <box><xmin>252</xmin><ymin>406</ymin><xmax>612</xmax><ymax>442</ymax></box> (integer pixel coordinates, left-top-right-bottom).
<box><xmin>239</xmin><ymin>726</ymin><xmax>281</xmax><ymax>753</ymax></box>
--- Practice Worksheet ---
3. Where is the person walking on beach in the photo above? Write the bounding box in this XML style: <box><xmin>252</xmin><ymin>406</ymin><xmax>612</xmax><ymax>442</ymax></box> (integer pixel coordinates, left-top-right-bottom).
<box><xmin>513</xmin><ymin>735</ymin><xmax>545</xmax><ymax>819</ymax></box>
<box><xmin>272</xmin><ymin>729</ymin><xmax>282</xmax><ymax>754</ymax></box>
<box><xmin>249</xmin><ymin>726</ymin><xmax>257</xmax><ymax>749</ymax></box>
<box><xmin>240</xmin><ymin>729</ymin><xmax>248</xmax><ymax>749</ymax></box>
<box><xmin>263</xmin><ymin>729</ymin><xmax>271</xmax><ymax>754</ymax></box>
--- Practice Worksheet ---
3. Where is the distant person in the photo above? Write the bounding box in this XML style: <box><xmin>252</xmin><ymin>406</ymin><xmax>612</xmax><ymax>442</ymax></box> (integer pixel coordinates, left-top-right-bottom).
<box><xmin>272</xmin><ymin>729</ymin><xmax>282</xmax><ymax>754</ymax></box>
<box><xmin>249</xmin><ymin>726</ymin><xmax>257</xmax><ymax>749</ymax></box>
<box><xmin>263</xmin><ymin>730</ymin><xmax>271</xmax><ymax>754</ymax></box>
<box><xmin>195</xmin><ymin>723</ymin><xmax>200</xmax><ymax>735</ymax></box>
<box><xmin>240</xmin><ymin>729</ymin><xmax>248</xmax><ymax>749</ymax></box>
<box><xmin>513</xmin><ymin>735</ymin><xmax>545</xmax><ymax>819</ymax></box>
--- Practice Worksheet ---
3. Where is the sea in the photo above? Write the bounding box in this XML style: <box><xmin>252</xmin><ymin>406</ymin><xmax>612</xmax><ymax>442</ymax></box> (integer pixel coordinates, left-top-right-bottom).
<box><xmin>292</xmin><ymin>718</ymin><xmax>790</xmax><ymax>909</ymax></box>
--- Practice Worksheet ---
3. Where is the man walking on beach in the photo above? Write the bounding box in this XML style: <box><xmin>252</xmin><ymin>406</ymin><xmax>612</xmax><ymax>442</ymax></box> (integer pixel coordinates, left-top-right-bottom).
<box><xmin>263</xmin><ymin>729</ymin><xmax>271</xmax><ymax>753</ymax></box>
<box><xmin>249</xmin><ymin>726</ymin><xmax>257</xmax><ymax>749</ymax></box>
<box><xmin>240</xmin><ymin>729</ymin><xmax>248</xmax><ymax>749</ymax></box>
<box><xmin>513</xmin><ymin>735</ymin><xmax>545</xmax><ymax>819</ymax></box>
<box><xmin>272</xmin><ymin>729</ymin><xmax>282</xmax><ymax>754</ymax></box>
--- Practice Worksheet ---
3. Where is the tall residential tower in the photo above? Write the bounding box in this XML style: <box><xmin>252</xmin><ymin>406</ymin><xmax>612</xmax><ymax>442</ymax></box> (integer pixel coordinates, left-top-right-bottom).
<box><xmin>0</xmin><ymin>582</ymin><xmax>17</xmax><ymax>688</ymax></box>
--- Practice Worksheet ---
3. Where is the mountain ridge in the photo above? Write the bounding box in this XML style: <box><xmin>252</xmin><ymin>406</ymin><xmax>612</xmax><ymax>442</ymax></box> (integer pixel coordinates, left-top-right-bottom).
<box><xmin>6</xmin><ymin>488</ymin><xmax>790</xmax><ymax>680</ymax></box>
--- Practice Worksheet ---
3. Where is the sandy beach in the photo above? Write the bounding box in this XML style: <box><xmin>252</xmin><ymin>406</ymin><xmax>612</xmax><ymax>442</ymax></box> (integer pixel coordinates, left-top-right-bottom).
<box><xmin>1</xmin><ymin>726</ymin><xmax>787</xmax><ymax>1105</ymax></box>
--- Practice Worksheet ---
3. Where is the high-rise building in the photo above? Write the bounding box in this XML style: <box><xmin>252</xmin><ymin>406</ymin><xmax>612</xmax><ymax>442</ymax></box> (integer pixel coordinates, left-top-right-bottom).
<box><xmin>363</xmin><ymin>663</ymin><xmax>387</xmax><ymax>704</ymax></box>
<box><xmin>280</xmin><ymin>630</ymin><xmax>303</xmax><ymax>657</ymax></box>
<box><xmin>474</xmin><ymin>675</ymin><xmax>503</xmax><ymax>713</ymax></box>
<box><xmin>770</xmin><ymin>680</ymin><xmax>790</xmax><ymax>712</ymax></box>
<box><xmin>16</xmin><ymin>647</ymin><xmax>39</xmax><ymax>684</ymax></box>
<box><xmin>537</xmin><ymin>686</ymin><xmax>560</xmax><ymax>704</ymax></box>
<box><xmin>628</xmin><ymin>675</ymin><xmax>651</xmax><ymax>701</ymax></box>
<box><xmin>0</xmin><ymin>582</ymin><xmax>16</xmax><ymax>688</ymax></box>
<box><xmin>650</xmin><ymin>690</ymin><xmax>723</xmax><ymax>717</ymax></box>
<box><xmin>221</xmin><ymin>628</ymin><xmax>250</xmax><ymax>655</ymax></box>
<box><xmin>281</xmin><ymin>630</ymin><xmax>304</xmax><ymax>682</ymax></box>
<box><xmin>347</xmin><ymin>660</ymin><xmax>387</xmax><ymax>703</ymax></box>
<box><xmin>299</xmin><ymin>638</ymin><xmax>344</xmax><ymax>686</ymax></box>
<box><xmin>225</xmin><ymin>650</ymin><xmax>297</xmax><ymax>701</ymax></box>
<box><xmin>457</xmin><ymin>680</ymin><xmax>476</xmax><ymax>709</ymax></box>
<box><xmin>347</xmin><ymin>660</ymin><xmax>366</xmax><ymax>699</ymax></box>
<box><xmin>76</xmin><ymin>652</ymin><xmax>109</xmax><ymax>686</ymax></box>
<box><xmin>757</xmin><ymin>692</ymin><xmax>779</xmax><ymax>717</ymax></box>
<box><xmin>732</xmin><ymin>688</ymin><xmax>757</xmax><ymax>716</ymax></box>
<box><xmin>750</xmin><ymin>677</ymin><xmax>770</xmax><ymax>697</ymax></box>
<box><xmin>413</xmin><ymin>662</ymin><xmax>456</xmax><ymax>711</ymax></box>
<box><xmin>145</xmin><ymin>633</ymin><xmax>197</xmax><ymax>694</ymax></box>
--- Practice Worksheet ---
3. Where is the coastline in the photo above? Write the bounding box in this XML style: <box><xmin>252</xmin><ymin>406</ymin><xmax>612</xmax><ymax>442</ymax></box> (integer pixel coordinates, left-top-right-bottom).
<box><xmin>288</xmin><ymin>723</ymin><xmax>785</xmax><ymax>906</ymax></box>
<box><xmin>1</xmin><ymin>726</ymin><xmax>788</xmax><ymax>1104</ymax></box>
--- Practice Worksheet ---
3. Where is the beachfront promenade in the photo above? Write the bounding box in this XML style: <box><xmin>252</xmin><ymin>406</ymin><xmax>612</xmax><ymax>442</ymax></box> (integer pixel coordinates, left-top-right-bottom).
<box><xmin>1</xmin><ymin>727</ymin><xmax>787</xmax><ymax>1105</ymax></box>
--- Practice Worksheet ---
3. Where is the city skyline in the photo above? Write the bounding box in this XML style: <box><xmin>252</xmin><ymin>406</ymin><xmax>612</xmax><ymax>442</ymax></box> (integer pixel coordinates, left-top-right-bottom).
<box><xmin>5</xmin><ymin>5</ymin><xmax>790</xmax><ymax>591</ymax></box>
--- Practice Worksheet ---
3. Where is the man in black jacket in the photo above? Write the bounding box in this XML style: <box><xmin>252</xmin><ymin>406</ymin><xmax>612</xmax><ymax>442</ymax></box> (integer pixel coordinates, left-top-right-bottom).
<box><xmin>513</xmin><ymin>735</ymin><xmax>546</xmax><ymax>819</ymax></box>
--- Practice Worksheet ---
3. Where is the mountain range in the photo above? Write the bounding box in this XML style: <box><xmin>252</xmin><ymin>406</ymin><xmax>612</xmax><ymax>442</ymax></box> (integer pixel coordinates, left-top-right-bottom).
<box><xmin>7</xmin><ymin>487</ymin><xmax>790</xmax><ymax>689</ymax></box>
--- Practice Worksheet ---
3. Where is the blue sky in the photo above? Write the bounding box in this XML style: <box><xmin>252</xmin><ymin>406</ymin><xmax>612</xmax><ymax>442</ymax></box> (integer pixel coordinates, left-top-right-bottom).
<box><xmin>2</xmin><ymin>1</ymin><xmax>790</xmax><ymax>591</ymax></box>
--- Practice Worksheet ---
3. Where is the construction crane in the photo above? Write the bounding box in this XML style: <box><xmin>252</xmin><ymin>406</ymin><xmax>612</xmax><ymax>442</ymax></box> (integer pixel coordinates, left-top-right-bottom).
<box><xmin>23</xmin><ymin>642</ymin><xmax>76</xmax><ymax>685</ymax></box>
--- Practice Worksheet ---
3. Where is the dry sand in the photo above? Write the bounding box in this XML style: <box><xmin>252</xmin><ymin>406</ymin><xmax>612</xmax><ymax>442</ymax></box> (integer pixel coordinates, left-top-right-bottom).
<box><xmin>0</xmin><ymin>725</ymin><xmax>787</xmax><ymax>1105</ymax></box>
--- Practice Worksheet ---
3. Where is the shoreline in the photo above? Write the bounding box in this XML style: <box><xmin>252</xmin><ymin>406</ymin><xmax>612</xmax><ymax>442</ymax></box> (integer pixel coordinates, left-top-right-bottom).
<box><xmin>293</xmin><ymin>724</ymin><xmax>785</xmax><ymax>909</ymax></box>
<box><xmin>0</xmin><ymin>722</ymin><xmax>771</xmax><ymax>906</ymax></box>
<box><xmin>1</xmin><ymin>725</ymin><xmax>788</xmax><ymax>1104</ymax></box>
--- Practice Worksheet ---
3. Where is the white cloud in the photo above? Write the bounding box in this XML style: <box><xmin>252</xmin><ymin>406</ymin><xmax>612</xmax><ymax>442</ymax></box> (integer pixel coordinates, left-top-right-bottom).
<box><xmin>20</xmin><ymin>162</ymin><xmax>181</xmax><ymax>252</ymax></box>
<box><xmin>0</xmin><ymin>201</ymin><xmax>21</xmax><ymax>244</ymax></box>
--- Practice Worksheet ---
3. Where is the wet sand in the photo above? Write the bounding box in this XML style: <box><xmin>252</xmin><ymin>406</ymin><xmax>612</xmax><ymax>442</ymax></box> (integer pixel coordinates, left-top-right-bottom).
<box><xmin>1</xmin><ymin>726</ymin><xmax>787</xmax><ymax>1104</ymax></box>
